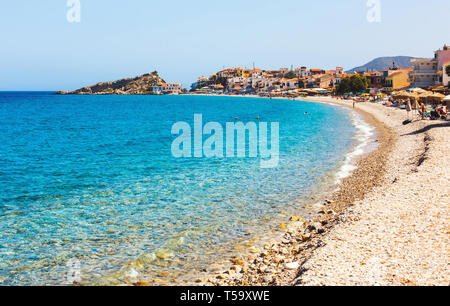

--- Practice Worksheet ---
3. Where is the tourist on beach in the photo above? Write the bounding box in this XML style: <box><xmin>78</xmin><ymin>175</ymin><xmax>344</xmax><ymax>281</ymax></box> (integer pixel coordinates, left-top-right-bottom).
<box><xmin>436</xmin><ymin>106</ymin><xmax>447</xmax><ymax>119</ymax></box>
<box><xmin>406</xmin><ymin>99</ymin><xmax>412</xmax><ymax>121</ymax></box>
<box><xmin>421</xmin><ymin>102</ymin><xmax>426</xmax><ymax>120</ymax></box>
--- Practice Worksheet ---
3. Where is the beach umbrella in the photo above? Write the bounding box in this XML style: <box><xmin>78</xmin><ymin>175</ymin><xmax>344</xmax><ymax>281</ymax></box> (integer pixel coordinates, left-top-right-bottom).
<box><xmin>395</xmin><ymin>90</ymin><xmax>409</xmax><ymax>96</ymax></box>
<box><xmin>444</xmin><ymin>95</ymin><xmax>450</xmax><ymax>101</ymax></box>
<box><xmin>432</xmin><ymin>93</ymin><xmax>445</xmax><ymax>99</ymax></box>
<box><xmin>408</xmin><ymin>88</ymin><xmax>427</xmax><ymax>94</ymax></box>
<box><xmin>431</xmin><ymin>93</ymin><xmax>445</xmax><ymax>104</ymax></box>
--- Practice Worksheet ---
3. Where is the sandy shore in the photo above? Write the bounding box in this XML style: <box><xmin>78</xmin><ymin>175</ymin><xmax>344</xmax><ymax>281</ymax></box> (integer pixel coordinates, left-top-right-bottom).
<box><xmin>205</xmin><ymin>96</ymin><xmax>449</xmax><ymax>286</ymax></box>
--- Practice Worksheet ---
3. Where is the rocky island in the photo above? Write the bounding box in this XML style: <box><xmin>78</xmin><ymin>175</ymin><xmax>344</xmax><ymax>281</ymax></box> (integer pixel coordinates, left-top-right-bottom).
<box><xmin>56</xmin><ymin>72</ymin><xmax>168</xmax><ymax>95</ymax></box>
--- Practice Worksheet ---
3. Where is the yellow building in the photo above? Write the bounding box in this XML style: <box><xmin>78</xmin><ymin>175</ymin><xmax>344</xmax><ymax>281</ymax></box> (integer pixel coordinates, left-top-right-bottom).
<box><xmin>383</xmin><ymin>71</ymin><xmax>410</xmax><ymax>91</ymax></box>
<box><xmin>242</xmin><ymin>69</ymin><xmax>252</xmax><ymax>78</ymax></box>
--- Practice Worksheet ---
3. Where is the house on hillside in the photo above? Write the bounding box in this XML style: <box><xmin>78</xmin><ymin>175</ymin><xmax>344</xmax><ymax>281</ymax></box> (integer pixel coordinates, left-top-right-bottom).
<box><xmin>310</xmin><ymin>69</ymin><xmax>325</xmax><ymax>76</ymax></box>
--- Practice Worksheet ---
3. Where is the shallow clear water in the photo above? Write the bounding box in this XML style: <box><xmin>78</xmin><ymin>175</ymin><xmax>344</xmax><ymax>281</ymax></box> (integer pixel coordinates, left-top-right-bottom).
<box><xmin>0</xmin><ymin>93</ymin><xmax>358</xmax><ymax>285</ymax></box>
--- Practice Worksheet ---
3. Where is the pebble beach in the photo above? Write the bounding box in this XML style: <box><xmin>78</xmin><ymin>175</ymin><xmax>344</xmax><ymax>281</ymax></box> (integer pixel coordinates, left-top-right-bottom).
<box><xmin>205</xmin><ymin>97</ymin><xmax>449</xmax><ymax>286</ymax></box>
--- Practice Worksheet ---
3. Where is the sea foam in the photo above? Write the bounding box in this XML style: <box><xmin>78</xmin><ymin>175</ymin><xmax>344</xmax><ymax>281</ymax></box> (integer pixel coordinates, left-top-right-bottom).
<box><xmin>335</xmin><ymin>110</ymin><xmax>376</xmax><ymax>183</ymax></box>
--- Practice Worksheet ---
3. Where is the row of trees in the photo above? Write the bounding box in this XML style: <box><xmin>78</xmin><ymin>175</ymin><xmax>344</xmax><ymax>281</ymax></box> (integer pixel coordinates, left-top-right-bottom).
<box><xmin>336</xmin><ymin>75</ymin><xmax>370</xmax><ymax>94</ymax></box>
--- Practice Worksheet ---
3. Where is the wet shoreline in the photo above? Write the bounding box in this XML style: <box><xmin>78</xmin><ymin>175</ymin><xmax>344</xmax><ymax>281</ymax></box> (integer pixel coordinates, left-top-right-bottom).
<box><xmin>201</xmin><ymin>97</ymin><xmax>396</xmax><ymax>286</ymax></box>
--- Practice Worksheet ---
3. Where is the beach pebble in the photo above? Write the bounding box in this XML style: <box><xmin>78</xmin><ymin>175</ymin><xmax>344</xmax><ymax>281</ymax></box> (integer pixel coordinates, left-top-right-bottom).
<box><xmin>285</xmin><ymin>262</ymin><xmax>300</xmax><ymax>270</ymax></box>
<box><xmin>195</xmin><ymin>278</ymin><xmax>208</xmax><ymax>283</ymax></box>
<box><xmin>231</xmin><ymin>265</ymin><xmax>242</xmax><ymax>273</ymax></box>
<box><xmin>134</xmin><ymin>281</ymin><xmax>151</xmax><ymax>286</ymax></box>
<box><xmin>274</xmin><ymin>255</ymin><xmax>285</xmax><ymax>263</ymax></box>
<box><xmin>263</xmin><ymin>275</ymin><xmax>274</xmax><ymax>283</ymax></box>
<box><xmin>248</xmin><ymin>246</ymin><xmax>260</xmax><ymax>253</ymax></box>
<box><xmin>248</xmin><ymin>255</ymin><xmax>258</xmax><ymax>261</ymax></box>
<box><xmin>290</xmin><ymin>216</ymin><xmax>303</xmax><ymax>222</ymax></box>
<box><xmin>301</xmin><ymin>234</ymin><xmax>312</xmax><ymax>242</ymax></box>
<box><xmin>231</xmin><ymin>257</ymin><xmax>245</xmax><ymax>266</ymax></box>
<box><xmin>258</xmin><ymin>265</ymin><xmax>267</xmax><ymax>273</ymax></box>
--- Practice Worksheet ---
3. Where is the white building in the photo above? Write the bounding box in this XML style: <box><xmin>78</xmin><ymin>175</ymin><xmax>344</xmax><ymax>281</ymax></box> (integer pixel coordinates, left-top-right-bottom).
<box><xmin>296</xmin><ymin>67</ymin><xmax>311</xmax><ymax>78</ymax></box>
<box><xmin>410</xmin><ymin>45</ymin><xmax>450</xmax><ymax>88</ymax></box>
<box><xmin>153</xmin><ymin>83</ymin><xmax>182</xmax><ymax>94</ymax></box>
<box><xmin>165</xmin><ymin>83</ymin><xmax>182</xmax><ymax>92</ymax></box>
<box><xmin>410</xmin><ymin>58</ymin><xmax>439</xmax><ymax>88</ymax></box>
<box><xmin>444</xmin><ymin>60</ymin><xmax>450</xmax><ymax>88</ymax></box>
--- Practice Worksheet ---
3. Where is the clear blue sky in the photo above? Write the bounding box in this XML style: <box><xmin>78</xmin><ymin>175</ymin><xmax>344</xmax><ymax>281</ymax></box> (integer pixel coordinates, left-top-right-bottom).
<box><xmin>1</xmin><ymin>0</ymin><xmax>449</xmax><ymax>91</ymax></box>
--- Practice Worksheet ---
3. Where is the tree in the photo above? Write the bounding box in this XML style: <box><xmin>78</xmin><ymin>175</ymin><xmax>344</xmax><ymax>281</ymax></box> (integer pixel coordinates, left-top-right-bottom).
<box><xmin>284</xmin><ymin>71</ymin><xmax>297</xmax><ymax>79</ymax></box>
<box><xmin>446</xmin><ymin>64</ymin><xmax>450</xmax><ymax>77</ymax></box>
<box><xmin>336</xmin><ymin>75</ymin><xmax>370</xmax><ymax>94</ymax></box>
<box><xmin>151</xmin><ymin>71</ymin><xmax>159</xmax><ymax>77</ymax></box>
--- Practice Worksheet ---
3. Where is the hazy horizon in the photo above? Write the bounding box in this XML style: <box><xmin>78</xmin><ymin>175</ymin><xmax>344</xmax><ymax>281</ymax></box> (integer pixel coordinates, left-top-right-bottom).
<box><xmin>1</xmin><ymin>0</ymin><xmax>449</xmax><ymax>91</ymax></box>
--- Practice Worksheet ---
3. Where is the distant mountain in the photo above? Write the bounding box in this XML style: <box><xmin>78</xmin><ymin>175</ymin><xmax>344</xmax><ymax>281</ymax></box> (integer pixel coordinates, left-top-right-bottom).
<box><xmin>347</xmin><ymin>56</ymin><xmax>416</xmax><ymax>73</ymax></box>
<box><xmin>56</xmin><ymin>72</ymin><xmax>165</xmax><ymax>95</ymax></box>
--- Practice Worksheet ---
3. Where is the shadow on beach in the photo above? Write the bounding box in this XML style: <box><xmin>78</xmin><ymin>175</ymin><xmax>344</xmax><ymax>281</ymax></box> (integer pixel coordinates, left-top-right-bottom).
<box><xmin>401</xmin><ymin>121</ymin><xmax>450</xmax><ymax>136</ymax></box>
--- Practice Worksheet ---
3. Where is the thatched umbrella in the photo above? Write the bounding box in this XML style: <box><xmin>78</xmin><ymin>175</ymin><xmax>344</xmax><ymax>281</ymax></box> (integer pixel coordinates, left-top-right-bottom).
<box><xmin>431</xmin><ymin>93</ymin><xmax>445</xmax><ymax>105</ymax></box>
<box><xmin>432</xmin><ymin>92</ymin><xmax>445</xmax><ymax>99</ymax></box>
<box><xmin>419</xmin><ymin>92</ymin><xmax>445</xmax><ymax>105</ymax></box>
<box><xmin>409</xmin><ymin>88</ymin><xmax>428</xmax><ymax>95</ymax></box>
<box><xmin>392</xmin><ymin>91</ymin><xmax>418</xmax><ymax>103</ymax></box>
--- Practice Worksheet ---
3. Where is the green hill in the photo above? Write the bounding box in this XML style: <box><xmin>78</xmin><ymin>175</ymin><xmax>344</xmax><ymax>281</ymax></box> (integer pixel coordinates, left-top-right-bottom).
<box><xmin>56</xmin><ymin>72</ymin><xmax>165</xmax><ymax>95</ymax></box>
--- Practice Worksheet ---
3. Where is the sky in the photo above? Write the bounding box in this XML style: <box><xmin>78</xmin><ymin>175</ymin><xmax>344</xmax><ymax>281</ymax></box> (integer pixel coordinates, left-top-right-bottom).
<box><xmin>0</xmin><ymin>0</ymin><xmax>449</xmax><ymax>91</ymax></box>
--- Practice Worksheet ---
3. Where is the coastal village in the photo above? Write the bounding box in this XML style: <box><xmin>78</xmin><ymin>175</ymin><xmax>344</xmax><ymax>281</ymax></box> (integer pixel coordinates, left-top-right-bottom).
<box><xmin>58</xmin><ymin>45</ymin><xmax>450</xmax><ymax>108</ymax></box>
<box><xmin>56</xmin><ymin>44</ymin><xmax>450</xmax><ymax>121</ymax></box>
<box><xmin>188</xmin><ymin>45</ymin><xmax>450</xmax><ymax>100</ymax></box>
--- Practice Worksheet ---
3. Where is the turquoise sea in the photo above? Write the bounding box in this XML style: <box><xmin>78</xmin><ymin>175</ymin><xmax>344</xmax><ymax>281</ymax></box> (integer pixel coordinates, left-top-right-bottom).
<box><xmin>0</xmin><ymin>93</ymin><xmax>372</xmax><ymax>285</ymax></box>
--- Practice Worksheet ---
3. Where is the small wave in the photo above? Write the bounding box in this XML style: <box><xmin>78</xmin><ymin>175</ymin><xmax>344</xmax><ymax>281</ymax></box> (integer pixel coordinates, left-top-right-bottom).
<box><xmin>335</xmin><ymin>111</ymin><xmax>376</xmax><ymax>183</ymax></box>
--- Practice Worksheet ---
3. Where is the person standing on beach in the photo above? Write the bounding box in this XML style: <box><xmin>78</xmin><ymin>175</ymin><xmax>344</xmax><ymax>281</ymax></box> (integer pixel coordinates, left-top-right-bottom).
<box><xmin>353</xmin><ymin>100</ymin><xmax>356</xmax><ymax>108</ymax></box>
<box><xmin>421</xmin><ymin>102</ymin><xmax>426</xmax><ymax>120</ymax></box>
<box><xmin>406</xmin><ymin>99</ymin><xmax>412</xmax><ymax>121</ymax></box>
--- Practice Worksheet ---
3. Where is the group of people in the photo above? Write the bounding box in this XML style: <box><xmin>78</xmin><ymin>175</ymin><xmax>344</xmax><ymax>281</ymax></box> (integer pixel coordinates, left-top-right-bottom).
<box><xmin>404</xmin><ymin>99</ymin><xmax>448</xmax><ymax>121</ymax></box>
<box><xmin>432</xmin><ymin>105</ymin><xmax>448</xmax><ymax>120</ymax></box>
